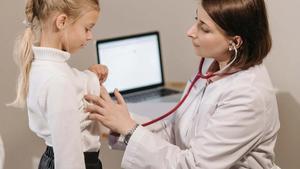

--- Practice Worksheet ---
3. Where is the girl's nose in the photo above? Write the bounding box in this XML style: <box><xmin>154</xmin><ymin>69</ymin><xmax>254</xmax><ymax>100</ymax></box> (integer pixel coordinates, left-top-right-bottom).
<box><xmin>87</xmin><ymin>32</ymin><xmax>93</xmax><ymax>41</ymax></box>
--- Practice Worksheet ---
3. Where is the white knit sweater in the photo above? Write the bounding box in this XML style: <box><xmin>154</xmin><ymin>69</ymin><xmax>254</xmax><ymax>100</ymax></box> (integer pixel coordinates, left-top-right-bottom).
<box><xmin>27</xmin><ymin>46</ymin><xmax>101</xmax><ymax>169</ymax></box>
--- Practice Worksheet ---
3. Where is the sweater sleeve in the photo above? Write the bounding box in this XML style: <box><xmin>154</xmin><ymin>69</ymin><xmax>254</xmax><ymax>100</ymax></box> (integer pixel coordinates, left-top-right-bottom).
<box><xmin>45</xmin><ymin>77</ymin><xmax>86</xmax><ymax>169</ymax></box>
<box><xmin>72</xmin><ymin>68</ymin><xmax>100</xmax><ymax>95</ymax></box>
<box><xmin>72</xmin><ymin>68</ymin><xmax>104</xmax><ymax>136</ymax></box>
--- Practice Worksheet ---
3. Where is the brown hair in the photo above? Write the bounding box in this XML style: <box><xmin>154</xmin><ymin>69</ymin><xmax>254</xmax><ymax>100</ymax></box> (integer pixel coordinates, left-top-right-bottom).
<box><xmin>202</xmin><ymin>0</ymin><xmax>272</xmax><ymax>70</ymax></box>
<box><xmin>9</xmin><ymin>0</ymin><xmax>100</xmax><ymax>108</ymax></box>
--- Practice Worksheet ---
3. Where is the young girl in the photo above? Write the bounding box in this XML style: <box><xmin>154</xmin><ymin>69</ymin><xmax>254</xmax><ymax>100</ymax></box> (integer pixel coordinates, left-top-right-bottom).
<box><xmin>10</xmin><ymin>0</ymin><xmax>106</xmax><ymax>169</ymax></box>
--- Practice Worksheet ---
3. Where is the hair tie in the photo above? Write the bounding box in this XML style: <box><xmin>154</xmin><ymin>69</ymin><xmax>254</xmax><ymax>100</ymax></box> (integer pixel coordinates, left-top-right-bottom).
<box><xmin>22</xmin><ymin>19</ymin><xmax>32</xmax><ymax>28</ymax></box>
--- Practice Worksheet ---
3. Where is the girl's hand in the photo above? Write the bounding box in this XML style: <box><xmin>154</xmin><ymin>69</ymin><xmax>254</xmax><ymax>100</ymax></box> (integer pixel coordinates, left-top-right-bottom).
<box><xmin>88</xmin><ymin>64</ymin><xmax>108</xmax><ymax>84</ymax></box>
<box><xmin>84</xmin><ymin>86</ymin><xmax>136</xmax><ymax>135</ymax></box>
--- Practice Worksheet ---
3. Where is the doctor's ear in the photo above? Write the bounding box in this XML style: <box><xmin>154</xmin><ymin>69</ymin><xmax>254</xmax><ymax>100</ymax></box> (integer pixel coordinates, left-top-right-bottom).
<box><xmin>229</xmin><ymin>36</ymin><xmax>243</xmax><ymax>51</ymax></box>
<box><xmin>55</xmin><ymin>14</ymin><xmax>68</xmax><ymax>30</ymax></box>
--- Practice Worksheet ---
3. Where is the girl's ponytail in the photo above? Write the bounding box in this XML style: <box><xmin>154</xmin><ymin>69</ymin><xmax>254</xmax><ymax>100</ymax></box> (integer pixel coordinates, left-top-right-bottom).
<box><xmin>9</xmin><ymin>0</ymin><xmax>35</xmax><ymax>108</ymax></box>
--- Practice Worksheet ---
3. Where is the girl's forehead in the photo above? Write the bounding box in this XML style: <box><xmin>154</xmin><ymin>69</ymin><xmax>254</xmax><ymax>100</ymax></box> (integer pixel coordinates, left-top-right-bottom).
<box><xmin>77</xmin><ymin>10</ymin><xmax>99</xmax><ymax>22</ymax></box>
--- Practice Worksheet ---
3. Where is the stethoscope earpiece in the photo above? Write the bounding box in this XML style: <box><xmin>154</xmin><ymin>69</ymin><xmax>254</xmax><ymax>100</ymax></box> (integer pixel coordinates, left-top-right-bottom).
<box><xmin>229</xmin><ymin>41</ymin><xmax>237</xmax><ymax>51</ymax></box>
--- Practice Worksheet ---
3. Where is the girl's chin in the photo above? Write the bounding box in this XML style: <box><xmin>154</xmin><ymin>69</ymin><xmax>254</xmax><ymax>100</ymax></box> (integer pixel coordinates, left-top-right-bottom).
<box><xmin>81</xmin><ymin>43</ymin><xmax>88</xmax><ymax>47</ymax></box>
<box><xmin>68</xmin><ymin>48</ymin><xmax>79</xmax><ymax>54</ymax></box>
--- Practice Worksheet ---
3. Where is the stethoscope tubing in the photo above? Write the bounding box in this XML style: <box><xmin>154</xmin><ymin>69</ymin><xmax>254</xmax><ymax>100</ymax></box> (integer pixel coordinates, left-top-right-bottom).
<box><xmin>141</xmin><ymin>57</ymin><xmax>240</xmax><ymax>127</ymax></box>
<box><xmin>141</xmin><ymin>45</ymin><xmax>239</xmax><ymax>127</ymax></box>
<box><xmin>142</xmin><ymin>58</ymin><xmax>212</xmax><ymax>127</ymax></box>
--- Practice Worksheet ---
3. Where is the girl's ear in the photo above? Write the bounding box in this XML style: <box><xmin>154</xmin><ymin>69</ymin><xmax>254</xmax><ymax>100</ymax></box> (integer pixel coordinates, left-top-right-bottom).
<box><xmin>55</xmin><ymin>14</ymin><xmax>68</xmax><ymax>30</ymax></box>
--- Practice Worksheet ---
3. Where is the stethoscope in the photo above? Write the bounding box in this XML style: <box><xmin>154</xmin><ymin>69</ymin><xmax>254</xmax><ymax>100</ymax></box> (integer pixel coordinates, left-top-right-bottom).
<box><xmin>142</xmin><ymin>43</ymin><xmax>239</xmax><ymax>127</ymax></box>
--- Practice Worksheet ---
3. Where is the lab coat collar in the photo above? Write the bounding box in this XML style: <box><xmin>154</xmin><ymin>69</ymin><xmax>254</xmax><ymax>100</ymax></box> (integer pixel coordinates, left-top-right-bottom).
<box><xmin>32</xmin><ymin>46</ymin><xmax>71</xmax><ymax>62</ymax></box>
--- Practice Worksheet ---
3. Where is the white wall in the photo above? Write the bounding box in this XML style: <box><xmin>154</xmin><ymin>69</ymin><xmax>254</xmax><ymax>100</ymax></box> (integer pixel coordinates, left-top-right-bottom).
<box><xmin>266</xmin><ymin>1</ymin><xmax>300</xmax><ymax>168</ymax></box>
<box><xmin>266</xmin><ymin>0</ymin><xmax>300</xmax><ymax>101</ymax></box>
<box><xmin>0</xmin><ymin>0</ymin><xmax>299</xmax><ymax>169</ymax></box>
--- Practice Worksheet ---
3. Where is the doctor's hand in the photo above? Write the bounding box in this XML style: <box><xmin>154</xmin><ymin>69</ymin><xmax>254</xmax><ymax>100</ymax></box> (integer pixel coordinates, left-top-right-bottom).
<box><xmin>88</xmin><ymin>64</ymin><xmax>108</xmax><ymax>84</ymax></box>
<box><xmin>84</xmin><ymin>86</ymin><xmax>137</xmax><ymax>135</ymax></box>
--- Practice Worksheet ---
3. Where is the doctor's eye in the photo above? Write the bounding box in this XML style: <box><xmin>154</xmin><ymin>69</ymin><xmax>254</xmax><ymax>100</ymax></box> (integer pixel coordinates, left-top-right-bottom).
<box><xmin>197</xmin><ymin>23</ymin><xmax>210</xmax><ymax>33</ymax></box>
<box><xmin>200</xmin><ymin>26</ymin><xmax>210</xmax><ymax>33</ymax></box>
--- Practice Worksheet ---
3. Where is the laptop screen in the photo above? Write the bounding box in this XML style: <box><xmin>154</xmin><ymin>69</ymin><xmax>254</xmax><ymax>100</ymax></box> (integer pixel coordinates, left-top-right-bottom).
<box><xmin>96</xmin><ymin>32</ymin><xmax>164</xmax><ymax>94</ymax></box>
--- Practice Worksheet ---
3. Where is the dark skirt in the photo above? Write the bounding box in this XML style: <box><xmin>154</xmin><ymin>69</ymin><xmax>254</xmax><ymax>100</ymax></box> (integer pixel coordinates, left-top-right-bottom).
<box><xmin>38</xmin><ymin>146</ymin><xmax>102</xmax><ymax>169</ymax></box>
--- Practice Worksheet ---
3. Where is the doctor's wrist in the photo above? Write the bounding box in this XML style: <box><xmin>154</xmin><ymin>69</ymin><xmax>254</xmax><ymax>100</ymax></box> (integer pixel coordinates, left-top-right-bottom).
<box><xmin>120</xmin><ymin>120</ymin><xmax>137</xmax><ymax>135</ymax></box>
<box><xmin>123</xmin><ymin>123</ymin><xmax>139</xmax><ymax>145</ymax></box>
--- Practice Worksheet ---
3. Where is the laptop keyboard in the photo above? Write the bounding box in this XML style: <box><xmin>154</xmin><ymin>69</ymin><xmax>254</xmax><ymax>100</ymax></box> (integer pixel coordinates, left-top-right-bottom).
<box><xmin>123</xmin><ymin>88</ymin><xmax>180</xmax><ymax>103</ymax></box>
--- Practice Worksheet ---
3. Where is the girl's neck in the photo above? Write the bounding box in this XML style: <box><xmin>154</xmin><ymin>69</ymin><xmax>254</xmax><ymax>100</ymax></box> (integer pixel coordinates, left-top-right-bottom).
<box><xmin>39</xmin><ymin>31</ymin><xmax>62</xmax><ymax>50</ymax></box>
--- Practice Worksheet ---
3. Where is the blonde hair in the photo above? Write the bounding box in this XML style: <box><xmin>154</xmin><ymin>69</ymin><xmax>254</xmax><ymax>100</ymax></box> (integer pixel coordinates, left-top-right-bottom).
<box><xmin>9</xmin><ymin>0</ymin><xmax>100</xmax><ymax>108</ymax></box>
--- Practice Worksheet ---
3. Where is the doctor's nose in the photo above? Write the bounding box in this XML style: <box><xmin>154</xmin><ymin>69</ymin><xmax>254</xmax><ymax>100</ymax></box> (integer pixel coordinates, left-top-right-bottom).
<box><xmin>187</xmin><ymin>23</ymin><xmax>197</xmax><ymax>39</ymax></box>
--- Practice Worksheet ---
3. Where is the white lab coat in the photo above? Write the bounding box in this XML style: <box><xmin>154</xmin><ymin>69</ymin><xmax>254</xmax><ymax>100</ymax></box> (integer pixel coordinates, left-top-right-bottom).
<box><xmin>121</xmin><ymin>64</ymin><xmax>280</xmax><ymax>169</ymax></box>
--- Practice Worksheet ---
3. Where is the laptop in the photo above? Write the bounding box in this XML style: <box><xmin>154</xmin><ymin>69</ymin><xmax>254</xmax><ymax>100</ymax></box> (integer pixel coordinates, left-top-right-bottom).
<box><xmin>96</xmin><ymin>31</ymin><xmax>181</xmax><ymax>103</ymax></box>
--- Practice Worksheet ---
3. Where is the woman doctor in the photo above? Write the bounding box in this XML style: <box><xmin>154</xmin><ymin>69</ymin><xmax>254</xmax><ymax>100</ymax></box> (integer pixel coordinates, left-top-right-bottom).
<box><xmin>84</xmin><ymin>0</ymin><xmax>281</xmax><ymax>168</ymax></box>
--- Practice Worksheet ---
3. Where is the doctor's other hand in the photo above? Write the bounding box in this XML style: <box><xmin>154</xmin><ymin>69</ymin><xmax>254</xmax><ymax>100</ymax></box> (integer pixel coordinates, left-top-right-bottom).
<box><xmin>84</xmin><ymin>86</ymin><xmax>137</xmax><ymax>135</ymax></box>
<box><xmin>88</xmin><ymin>64</ymin><xmax>108</xmax><ymax>84</ymax></box>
